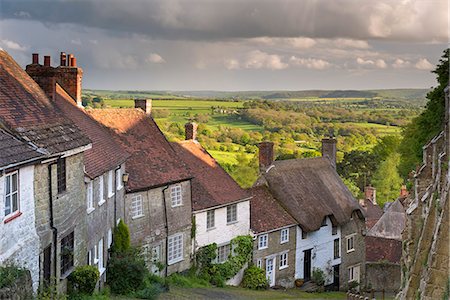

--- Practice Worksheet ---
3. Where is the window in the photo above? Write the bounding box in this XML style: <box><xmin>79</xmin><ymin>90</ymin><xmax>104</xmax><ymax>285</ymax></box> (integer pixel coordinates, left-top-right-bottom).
<box><xmin>334</xmin><ymin>238</ymin><xmax>340</xmax><ymax>259</ymax></box>
<box><xmin>86</xmin><ymin>181</ymin><xmax>94</xmax><ymax>212</ymax></box>
<box><xmin>93</xmin><ymin>244</ymin><xmax>98</xmax><ymax>264</ymax></box>
<box><xmin>57</xmin><ymin>158</ymin><xmax>66</xmax><ymax>194</ymax></box>
<box><xmin>332</xmin><ymin>225</ymin><xmax>338</xmax><ymax>235</ymax></box>
<box><xmin>98</xmin><ymin>176</ymin><xmax>105</xmax><ymax>205</ymax></box>
<box><xmin>279</xmin><ymin>252</ymin><xmax>288</xmax><ymax>269</ymax></box>
<box><xmin>4</xmin><ymin>171</ymin><xmax>19</xmax><ymax>217</ymax></box>
<box><xmin>280</xmin><ymin>228</ymin><xmax>289</xmax><ymax>244</ymax></box>
<box><xmin>168</xmin><ymin>233</ymin><xmax>183</xmax><ymax>265</ymax></box>
<box><xmin>98</xmin><ymin>239</ymin><xmax>104</xmax><ymax>273</ymax></box>
<box><xmin>348</xmin><ymin>265</ymin><xmax>361</xmax><ymax>282</ymax></box>
<box><xmin>206</xmin><ymin>210</ymin><xmax>215</xmax><ymax>229</ymax></box>
<box><xmin>302</xmin><ymin>230</ymin><xmax>307</xmax><ymax>239</ymax></box>
<box><xmin>226</xmin><ymin>204</ymin><xmax>237</xmax><ymax>224</ymax></box>
<box><xmin>258</xmin><ymin>234</ymin><xmax>268</xmax><ymax>250</ymax></box>
<box><xmin>321</xmin><ymin>217</ymin><xmax>327</xmax><ymax>226</ymax></box>
<box><xmin>60</xmin><ymin>231</ymin><xmax>74</xmax><ymax>275</ymax></box>
<box><xmin>257</xmin><ymin>259</ymin><xmax>262</xmax><ymax>269</ymax></box>
<box><xmin>107</xmin><ymin>170</ymin><xmax>114</xmax><ymax>197</ymax></box>
<box><xmin>217</xmin><ymin>244</ymin><xmax>231</xmax><ymax>263</ymax></box>
<box><xmin>346</xmin><ymin>234</ymin><xmax>355</xmax><ymax>253</ymax></box>
<box><xmin>131</xmin><ymin>195</ymin><xmax>143</xmax><ymax>218</ymax></box>
<box><xmin>116</xmin><ymin>167</ymin><xmax>123</xmax><ymax>191</ymax></box>
<box><xmin>170</xmin><ymin>185</ymin><xmax>182</xmax><ymax>207</ymax></box>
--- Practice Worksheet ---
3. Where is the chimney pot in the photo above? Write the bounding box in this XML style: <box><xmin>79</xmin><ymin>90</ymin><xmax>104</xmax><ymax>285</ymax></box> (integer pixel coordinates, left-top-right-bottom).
<box><xmin>68</xmin><ymin>54</ymin><xmax>74</xmax><ymax>66</ymax></box>
<box><xmin>364</xmin><ymin>186</ymin><xmax>377</xmax><ymax>205</ymax></box>
<box><xmin>322</xmin><ymin>138</ymin><xmax>337</xmax><ymax>168</ymax></box>
<box><xmin>258</xmin><ymin>141</ymin><xmax>274</xmax><ymax>172</ymax></box>
<box><xmin>32</xmin><ymin>53</ymin><xmax>39</xmax><ymax>64</ymax></box>
<box><xmin>185</xmin><ymin>122</ymin><xmax>198</xmax><ymax>140</ymax></box>
<box><xmin>70</xmin><ymin>57</ymin><xmax>77</xmax><ymax>67</ymax></box>
<box><xmin>400</xmin><ymin>185</ymin><xmax>408</xmax><ymax>198</ymax></box>
<box><xmin>134</xmin><ymin>99</ymin><xmax>152</xmax><ymax>115</ymax></box>
<box><xmin>44</xmin><ymin>56</ymin><xmax>51</xmax><ymax>67</ymax></box>
<box><xmin>60</xmin><ymin>52</ymin><xmax>67</xmax><ymax>66</ymax></box>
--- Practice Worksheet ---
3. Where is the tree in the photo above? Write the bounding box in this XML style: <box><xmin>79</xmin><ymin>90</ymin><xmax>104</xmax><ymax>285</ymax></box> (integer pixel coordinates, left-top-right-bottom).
<box><xmin>399</xmin><ymin>49</ymin><xmax>449</xmax><ymax>177</ymax></box>
<box><xmin>372</xmin><ymin>153</ymin><xmax>403</xmax><ymax>207</ymax></box>
<box><xmin>337</xmin><ymin>150</ymin><xmax>378</xmax><ymax>191</ymax></box>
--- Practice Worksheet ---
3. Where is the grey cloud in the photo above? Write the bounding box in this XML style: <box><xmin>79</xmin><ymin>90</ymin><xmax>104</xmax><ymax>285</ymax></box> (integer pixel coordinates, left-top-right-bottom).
<box><xmin>1</xmin><ymin>0</ymin><xmax>447</xmax><ymax>42</ymax></box>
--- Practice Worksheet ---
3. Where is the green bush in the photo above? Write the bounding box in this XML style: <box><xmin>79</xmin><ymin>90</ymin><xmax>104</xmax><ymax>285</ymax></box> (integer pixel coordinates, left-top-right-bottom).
<box><xmin>112</xmin><ymin>220</ymin><xmax>130</xmax><ymax>253</ymax></box>
<box><xmin>106</xmin><ymin>250</ymin><xmax>147</xmax><ymax>295</ymax></box>
<box><xmin>312</xmin><ymin>268</ymin><xmax>325</xmax><ymax>287</ymax></box>
<box><xmin>241</xmin><ymin>265</ymin><xmax>268</xmax><ymax>290</ymax></box>
<box><xmin>68</xmin><ymin>265</ymin><xmax>100</xmax><ymax>296</ymax></box>
<box><xmin>0</xmin><ymin>265</ymin><xmax>26</xmax><ymax>288</ymax></box>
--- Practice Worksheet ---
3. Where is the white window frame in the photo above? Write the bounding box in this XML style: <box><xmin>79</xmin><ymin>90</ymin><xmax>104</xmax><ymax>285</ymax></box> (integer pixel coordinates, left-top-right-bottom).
<box><xmin>98</xmin><ymin>176</ymin><xmax>105</xmax><ymax>206</ymax></box>
<box><xmin>226</xmin><ymin>204</ymin><xmax>237</xmax><ymax>224</ymax></box>
<box><xmin>258</xmin><ymin>234</ymin><xmax>268</xmax><ymax>250</ymax></box>
<box><xmin>280</xmin><ymin>228</ymin><xmax>289</xmax><ymax>244</ymax></box>
<box><xmin>170</xmin><ymin>185</ymin><xmax>182</xmax><ymax>207</ymax></box>
<box><xmin>167</xmin><ymin>233</ymin><xmax>183</xmax><ymax>265</ymax></box>
<box><xmin>86</xmin><ymin>181</ymin><xmax>94</xmax><ymax>213</ymax></box>
<box><xmin>206</xmin><ymin>209</ymin><xmax>215</xmax><ymax>230</ymax></box>
<box><xmin>116</xmin><ymin>167</ymin><xmax>123</xmax><ymax>191</ymax></box>
<box><xmin>107</xmin><ymin>228</ymin><xmax>113</xmax><ymax>249</ymax></box>
<box><xmin>131</xmin><ymin>194</ymin><xmax>144</xmax><ymax>219</ymax></box>
<box><xmin>107</xmin><ymin>170</ymin><xmax>114</xmax><ymax>198</ymax></box>
<box><xmin>257</xmin><ymin>259</ymin><xmax>262</xmax><ymax>269</ymax></box>
<box><xmin>348</xmin><ymin>264</ymin><xmax>361</xmax><ymax>282</ymax></box>
<box><xmin>217</xmin><ymin>244</ymin><xmax>231</xmax><ymax>263</ymax></box>
<box><xmin>98</xmin><ymin>238</ymin><xmax>105</xmax><ymax>274</ymax></box>
<box><xmin>4</xmin><ymin>171</ymin><xmax>19</xmax><ymax>218</ymax></box>
<box><xmin>279</xmin><ymin>252</ymin><xmax>288</xmax><ymax>270</ymax></box>
<box><xmin>93</xmin><ymin>244</ymin><xmax>99</xmax><ymax>265</ymax></box>
<box><xmin>346</xmin><ymin>234</ymin><xmax>356</xmax><ymax>253</ymax></box>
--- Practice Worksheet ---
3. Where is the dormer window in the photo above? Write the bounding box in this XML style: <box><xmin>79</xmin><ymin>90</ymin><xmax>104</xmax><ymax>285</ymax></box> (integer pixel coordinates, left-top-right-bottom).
<box><xmin>321</xmin><ymin>217</ymin><xmax>327</xmax><ymax>227</ymax></box>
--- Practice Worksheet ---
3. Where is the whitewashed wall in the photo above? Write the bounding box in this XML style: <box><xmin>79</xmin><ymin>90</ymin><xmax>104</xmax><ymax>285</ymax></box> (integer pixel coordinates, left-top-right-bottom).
<box><xmin>295</xmin><ymin>217</ymin><xmax>341</xmax><ymax>285</ymax></box>
<box><xmin>194</xmin><ymin>200</ymin><xmax>250</xmax><ymax>248</ymax></box>
<box><xmin>0</xmin><ymin>166</ymin><xmax>40</xmax><ymax>291</ymax></box>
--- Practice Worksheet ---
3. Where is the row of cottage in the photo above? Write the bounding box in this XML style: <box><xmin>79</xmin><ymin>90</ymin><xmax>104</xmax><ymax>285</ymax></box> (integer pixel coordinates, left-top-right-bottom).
<box><xmin>0</xmin><ymin>50</ymin><xmax>366</xmax><ymax>293</ymax></box>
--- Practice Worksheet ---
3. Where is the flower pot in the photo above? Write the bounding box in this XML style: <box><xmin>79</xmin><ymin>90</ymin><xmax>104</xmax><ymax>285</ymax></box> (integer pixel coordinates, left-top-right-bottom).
<box><xmin>295</xmin><ymin>278</ymin><xmax>304</xmax><ymax>287</ymax></box>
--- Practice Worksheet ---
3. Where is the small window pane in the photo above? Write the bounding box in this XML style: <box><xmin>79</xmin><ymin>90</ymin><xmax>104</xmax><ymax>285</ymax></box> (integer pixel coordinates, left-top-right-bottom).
<box><xmin>6</xmin><ymin>175</ymin><xmax>11</xmax><ymax>194</ymax></box>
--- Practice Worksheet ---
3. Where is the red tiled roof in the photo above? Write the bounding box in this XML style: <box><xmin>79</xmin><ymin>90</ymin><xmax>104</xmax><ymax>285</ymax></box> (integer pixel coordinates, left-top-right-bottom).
<box><xmin>87</xmin><ymin>109</ymin><xmax>191</xmax><ymax>191</ymax></box>
<box><xmin>249</xmin><ymin>185</ymin><xmax>296</xmax><ymax>233</ymax></box>
<box><xmin>172</xmin><ymin>140</ymin><xmax>249</xmax><ymax>211</ymax></box>
<box><xmin>0</xmin><ymin>50</ymin><xmax>90</xmax><ymax>154</ymax></box>
<box><xmin>53</xmin><ymin>84</ymin><xmax>129</xmax><ymax>178</ymax></box>
<box><xmin>0</xmin><ymin>129</ymin><xmax>44</xmax><ymax>169</ymax></box>
<box><xmin>366</xmin><ymin>236</ymin><xmax>402</xmax><ymax>263</ymax></box>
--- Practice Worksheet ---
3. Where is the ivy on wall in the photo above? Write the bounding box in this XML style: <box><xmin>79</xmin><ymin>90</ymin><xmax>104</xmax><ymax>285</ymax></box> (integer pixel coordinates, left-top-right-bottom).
<box><xmin>195</xmin><ymin>235</ymin><xmax>253</xmax><ymax>287</ymax></box>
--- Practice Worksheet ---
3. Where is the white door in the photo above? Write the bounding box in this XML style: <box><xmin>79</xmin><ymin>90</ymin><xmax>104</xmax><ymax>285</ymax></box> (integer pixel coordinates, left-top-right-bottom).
<box><xmin>266</xmin><ymin>257</ymin><xmax>276</xmax><ymax>287</ymax></box>
<box><xmin>151</xmin><ymin>245</ymin><xmax>161</xmax><ymax>275</ymax></box>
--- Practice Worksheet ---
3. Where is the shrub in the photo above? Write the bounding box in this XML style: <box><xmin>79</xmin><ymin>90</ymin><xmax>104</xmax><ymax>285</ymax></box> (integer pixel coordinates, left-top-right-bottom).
<box><xmin>0</xmin><ymin>265</ymin><xmax>26</xmax><ymax>288</ymax></box>
<box><xmin>348</xmin><ymin>280</ymin><xmax>359</xmax><ymax>291</ymax></box>
<box><xmin>68</xmin><ymin>265</ymin><xmax>100</xmax><ymax>296</ymax></box>
<box><xmin>312</xmin><ymin>268</ymin><xmax>325</xmax><ymax>287</ymax></box>
<box><xmin>241</xmin><ymin>265</ymin><xmax>268</xmax><ymax>290</ymax></box>
<box><xmin>112</xmin><ymin>220</ymin><xmax>130</xmax><ymax>253</ymax></box>
<box><xmin>106</xmin><ymin>250</ymin><xmax>146</xmax><ymax>295</ymax></box>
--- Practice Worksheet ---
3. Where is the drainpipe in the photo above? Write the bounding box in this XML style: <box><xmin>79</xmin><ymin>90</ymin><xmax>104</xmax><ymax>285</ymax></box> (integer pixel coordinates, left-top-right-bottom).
<box><xmin>48</xmin><ymin>161</ymin><xmax>58</xmax><ymax>286</ymax></box>
<box><xmin>114</xmin><ymin>166</ymin><xmax>119</xmax><ymax>227</ymax></box>
<box><xmin>162</xmin><ymin>185</ymin><xmax>170</xmax><ymax>277</ymax></box>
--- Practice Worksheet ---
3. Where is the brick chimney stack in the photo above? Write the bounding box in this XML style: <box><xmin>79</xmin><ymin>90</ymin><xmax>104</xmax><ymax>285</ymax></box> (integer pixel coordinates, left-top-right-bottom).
<box><xmin>32</xmin><ymin>53</ymin><xmax>39</xmax><ymax>64</ymax></box>
<box><xmin>400</xmin><ymin>185</ymin><xmax>408</xmax><ymax>198</ymax></box>
<box><xmin>60</xmin><ymin>52</ymin><xmax>67</xmax><ymax>66</ymax></box>
<box><xmin>134</xmin><ymin>99</ymin><xmax>152</xmax><ymax>115</ymax></box>
<box><xmin>26</xmin><ymin>53</ymin><xmax>57</xmax><ymax>100</ymax></box>
<box><xmin>44</xmin><ymin>56</ymin><xmax>51</xmax><ymax>67</ymax></box>
<box><xmin>258</xmin><ymin>142</ymin><xmax>274</xmax><ymax>172</ymax></box>
<box><xmin>185</xmin><ymin>122</ymin><xmax>198</xmax><ymax>140</ymax></box>
<box><xmin>322</xmin><ymin>138</ymin><xmax>337</xmax><ymax>168</ymax></box>
<box><xmin>364</xmin><ymin>186</ymin><xmax>377</xmax><ymax>205</ymax></box>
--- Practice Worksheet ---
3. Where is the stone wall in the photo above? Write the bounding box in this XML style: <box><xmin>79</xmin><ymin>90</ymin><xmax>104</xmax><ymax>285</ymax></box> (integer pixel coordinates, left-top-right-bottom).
<box><xmin>366</xmin><ymin>262</ymin><xmax>401</xmax><ymax>292</ymax></box>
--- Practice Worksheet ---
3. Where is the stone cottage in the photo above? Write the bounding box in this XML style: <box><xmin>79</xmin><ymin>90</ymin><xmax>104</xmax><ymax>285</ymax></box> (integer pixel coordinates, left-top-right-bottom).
<box><xmin>172</xmin><ymin>123</ymin><xmax>251</xmax><ymax>285</ymax></box>
<box><xmin>0</xmin><ymin>50</ymin><xmax>92</xmax><ymax>291</ymax></box>
<box><xmin>88</xmin><ymin>100</ymin><xmax>193</xmax><ymax>276</ymax></box>
<box><xmin>37</xmin><ymin>52</ymin><xmax>130</xmax><ymax>284</ymax></box>
<box><xmin>255</xmin><ymin>139</ymin><xmax>366</xmax><ymax>290</ymax></box>
<box><xmin>249</xmin><ymin>185</ymin><xmax>297</xmax><ymax>288</ymax></box>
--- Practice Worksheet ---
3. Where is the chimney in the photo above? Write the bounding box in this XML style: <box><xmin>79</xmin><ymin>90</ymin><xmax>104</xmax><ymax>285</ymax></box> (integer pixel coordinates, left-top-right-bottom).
<box><xmin>68</xmin><ymin>54</ymin><xmax>74</xmax><ymax>66</ymax></box>
<box><xmin>60</xmin><ymin>52</ymin><xmax>67</xmax><ymax>66</ymax></box>
<box><xmin>134</xmin><ymin>99</ymin><xmax>152</xmax><ymax>115</ymax></box>
<box><xmin>44</xmin><ymin>56</ymin><xmax>51</xmax><ymax>67</ymax></box>
<box><xmin>70</xmin><ymin>56</ymin><xmax>77</xmax><ymax>67</ymax></box>
<box><xmin>400</xmin><ymin>185</ymin><xmax>408</xmax><ymax>198</ymax></box>
<box><xmin>322</xmin><ymin>138</ymin><xmax>337</xmax><ymax>168</ymax></box>
<box><xmin>32</xmin><ymin>53</ymin><xmax>39</xmax><ymax>64</ymax></box>
<box><xmin>258</xmin><ymin>142</ymin><xmax>274</xmax><ymax>172</ymax></box>
<box><xmin>185</xmin><ymin>122</ymin><xmax>198</xmax><ymax>140</ymax></box>
<box><xmin>364</xmin><ymin>186</ymin><xmax>376</xmax><ymax>205</ymax></box>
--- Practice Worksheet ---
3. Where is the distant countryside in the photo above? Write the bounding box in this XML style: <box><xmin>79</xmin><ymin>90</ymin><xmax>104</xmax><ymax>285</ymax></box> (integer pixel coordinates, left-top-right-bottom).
<box><xmin>83</xmin><ymin>88</ymin><xmax>426</xmax><ymax>206</ymax></box>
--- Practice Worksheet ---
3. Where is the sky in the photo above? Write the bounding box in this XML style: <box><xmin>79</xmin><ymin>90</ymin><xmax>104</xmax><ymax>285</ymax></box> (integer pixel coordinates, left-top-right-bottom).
<box><xmin>0</xmin><ymin>0</ymin><xmax>448</xmax><ymax>91</ymax></box>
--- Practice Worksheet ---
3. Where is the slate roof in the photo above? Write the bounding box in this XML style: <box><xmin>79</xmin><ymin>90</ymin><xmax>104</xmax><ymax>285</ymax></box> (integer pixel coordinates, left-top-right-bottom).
<box><xmin>54</xmin><ymin>84</ymin><xmax>129</xmax><ymax>178</ymax></box>
<box><xmin>87</xmin><ymin>109</ymin><xmax>191</xmax><ymax>191</ymax></box>
<box><xmin>249</xmin><ymin>185</ymin><xmax>296</xmax><ymax>233</ymax></box>
<box><xmin>360</xmin><ymin>199</ymin><xmax>384</xmax><ymax>229</ymax></box>
<box><xmin>259</xmin><ymin>157</ymin><xmax>364</xmax><ymax>232</ymax></box>
<box><xmin>0</xmin><ymin>129</ymin><xmax>44</xmax><ymax>169</ymax></box>
<box><xmin>173</xmin><ymin>140</ymin><xmax>250</xmax><ymax>211</ymax></box>
<box><xmin>367</xmin><ymin>199</ymin><xmax>405</xmax><ymax>240</ymax></box>
<box><xmin>0</xmin><ymin>50</ymin><xmax>90</xmax><ymax>155</ymax></box>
